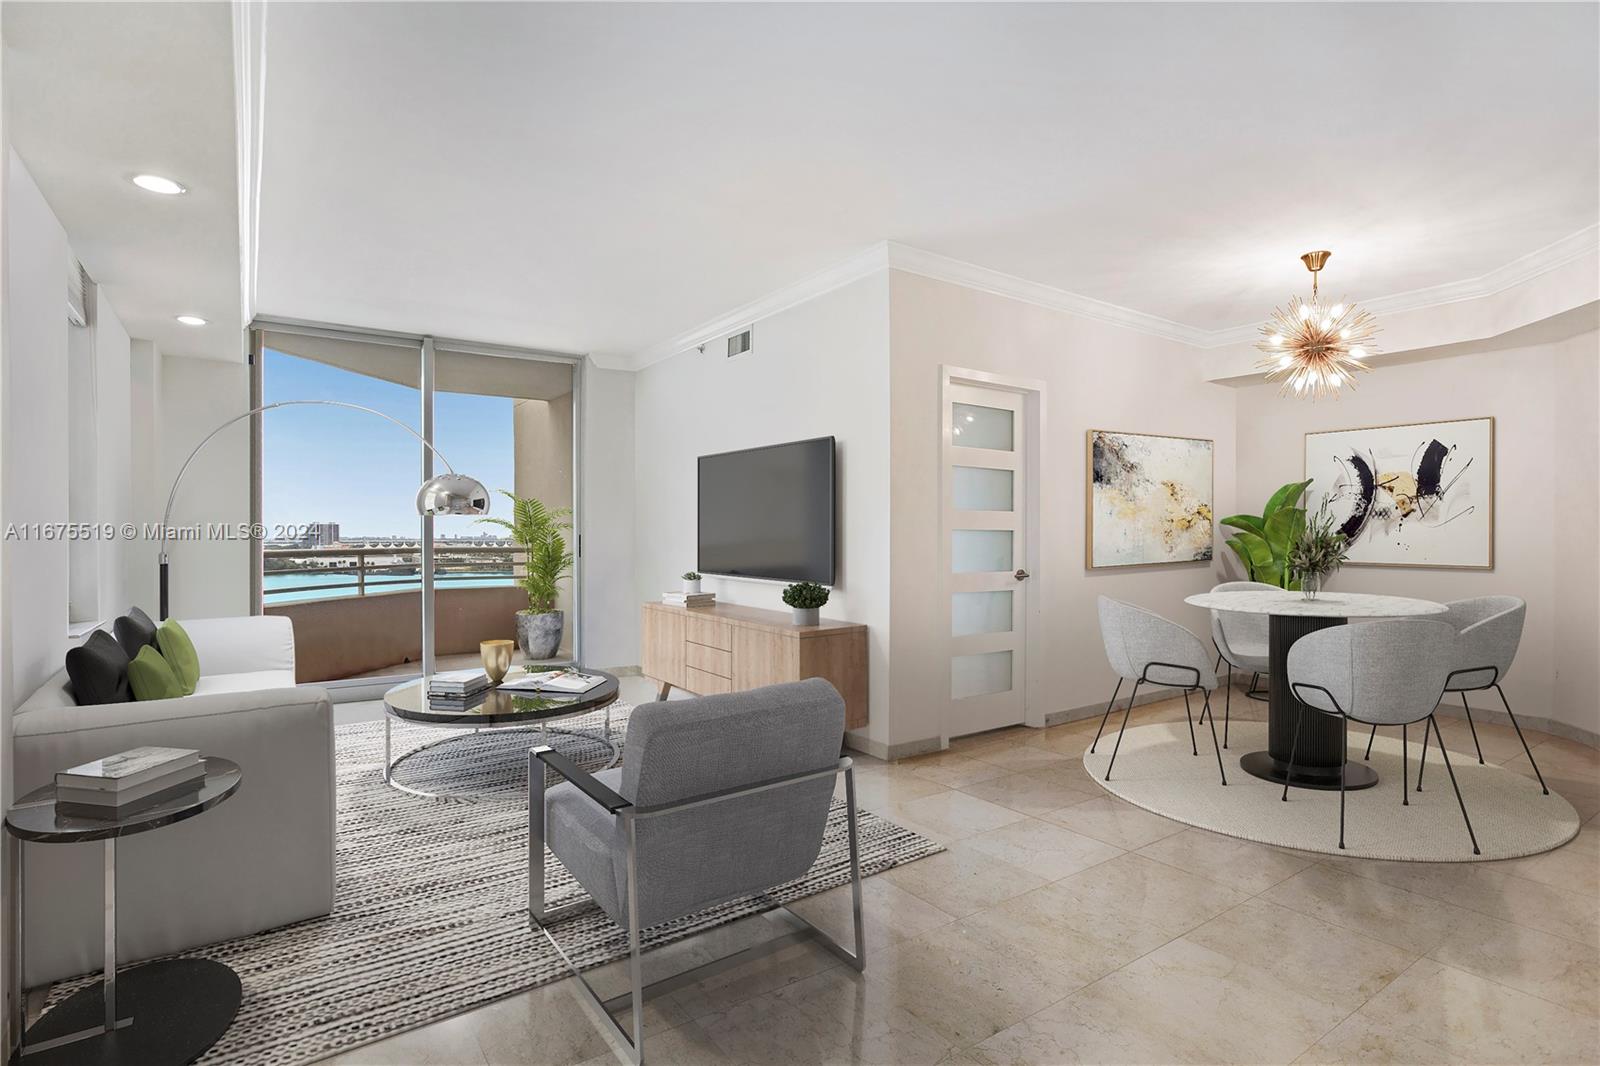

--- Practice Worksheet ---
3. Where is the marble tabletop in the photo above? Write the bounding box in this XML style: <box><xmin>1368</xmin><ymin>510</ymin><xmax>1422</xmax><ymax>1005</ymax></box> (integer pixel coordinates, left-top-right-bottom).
<box><xmin>1183</xmin><ymin>589</ymin><xmax>1448</xmax><ymax>618</ymax></box>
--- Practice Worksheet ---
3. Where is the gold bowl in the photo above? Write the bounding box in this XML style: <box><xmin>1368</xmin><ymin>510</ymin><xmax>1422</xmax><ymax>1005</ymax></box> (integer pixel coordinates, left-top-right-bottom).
<box><xmin>480</xmin><ymin>639</ymin><xmax>515</xmax><ymax>684</ymax></box>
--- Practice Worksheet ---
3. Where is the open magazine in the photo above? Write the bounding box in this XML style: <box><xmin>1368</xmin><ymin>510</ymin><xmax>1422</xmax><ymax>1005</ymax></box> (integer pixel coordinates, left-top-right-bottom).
<box><xmin>497</xmin><ymin>669</ymin><xmax>605</xmax><ymax>695</ymax></box>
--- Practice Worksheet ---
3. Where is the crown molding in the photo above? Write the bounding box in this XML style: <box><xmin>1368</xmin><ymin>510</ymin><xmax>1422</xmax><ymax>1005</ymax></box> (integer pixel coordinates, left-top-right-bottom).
<box><xmin>626</xmin><ymin>224</ymin><xmax>1600</xmax><ymax>368</ymax></box>
<box><xmin>627</xmin><ymin>243</ymin><xmax>892</xmax><ymax>370</ymax></box>
<box><xmin>883</xmin><ymin>242</ymin><xmax>1208</xmax><ymax>345</ymax></box>
<box><xmin>1198</xmin><ymin>223</ymin><xmax>1600</xmax><ymax>349</ymax></box>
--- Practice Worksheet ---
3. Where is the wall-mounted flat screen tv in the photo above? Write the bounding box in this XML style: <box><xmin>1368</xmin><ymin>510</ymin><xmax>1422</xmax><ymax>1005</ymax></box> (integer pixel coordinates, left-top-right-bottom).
<box><xmin>698</xmin><ymin>436</ymin><xmax>835</xmax><ymax>584</ymax></box>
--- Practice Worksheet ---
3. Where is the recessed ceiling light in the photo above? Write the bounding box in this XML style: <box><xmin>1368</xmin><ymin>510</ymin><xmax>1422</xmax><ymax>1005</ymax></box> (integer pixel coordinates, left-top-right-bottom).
<box><xmin>132</xmin><ymin>174</ymin><xmax>187</xmax><ymax>195</ymax></box>
<box><xmin>176</xmin><ymin>314</ymin><xmax>207</xmax><ymax>327</ymax></box>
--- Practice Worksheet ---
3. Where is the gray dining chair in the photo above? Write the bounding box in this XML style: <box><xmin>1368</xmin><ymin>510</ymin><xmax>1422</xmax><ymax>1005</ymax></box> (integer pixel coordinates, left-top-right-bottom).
<box><xmin>528</xmin><ymin>679</ymin><xmax>863</xmax><ymax>1065</ymax></box>
<box><xmin>1404</xmin><ymin>597</ymin><xmax>1545</xmax><ymax>796</ymax></box>
<box><xmin>1091</xmin><ymin>596</ymin><xmax>1228</xmax><ymax>786</ymax></box>
<box><xmin>1200</xmin><ymin>579</ymin><xmax>1279</xmax><ymax>747</ymax></box>
<box><xmin>1284</xmin><ymin>619</ymin><xmax>1480</xmax><ymax>854</ymax></box>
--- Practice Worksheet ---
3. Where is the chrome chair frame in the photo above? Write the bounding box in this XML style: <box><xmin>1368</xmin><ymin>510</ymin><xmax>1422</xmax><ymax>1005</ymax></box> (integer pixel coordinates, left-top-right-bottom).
<box><xmin>527</xmin><ymin>746</ymin><xmax>864</xmax><ymax>1065</ymax></box>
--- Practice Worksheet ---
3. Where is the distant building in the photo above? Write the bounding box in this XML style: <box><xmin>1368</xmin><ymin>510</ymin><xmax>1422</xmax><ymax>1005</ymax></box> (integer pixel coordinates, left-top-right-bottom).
<box><xmin>304</xmin><ymin>522</ymin><xmax>340</xmax><ymax>547</ymax></box>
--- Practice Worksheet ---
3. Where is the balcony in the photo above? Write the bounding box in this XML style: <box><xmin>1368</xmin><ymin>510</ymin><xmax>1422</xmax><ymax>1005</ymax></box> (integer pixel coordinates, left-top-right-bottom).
<box><xmin>263</xmin><ymin>544</ymin><xmax>572</xmax><ymax>683</ymax></box>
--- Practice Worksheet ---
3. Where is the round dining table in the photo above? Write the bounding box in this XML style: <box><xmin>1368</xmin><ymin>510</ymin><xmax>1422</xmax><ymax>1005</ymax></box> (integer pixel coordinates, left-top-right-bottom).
<box><xmin>1182</xmin><ymin>589</ymin><xmax>1448</xmax><ymax>791</ymax></box>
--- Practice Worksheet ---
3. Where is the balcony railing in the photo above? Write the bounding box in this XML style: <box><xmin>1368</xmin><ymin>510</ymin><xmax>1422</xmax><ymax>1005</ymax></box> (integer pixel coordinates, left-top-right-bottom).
<box><xmin>263</xmin><ymin>544</ymin><xmax>525</xmax><ymax>602</ymax></box>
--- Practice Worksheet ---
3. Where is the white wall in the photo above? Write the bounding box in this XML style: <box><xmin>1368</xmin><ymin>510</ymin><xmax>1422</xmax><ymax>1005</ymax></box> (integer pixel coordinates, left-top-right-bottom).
<box><xmin>579</xmin><ymin>362</ymin><xmax>638</xmax><ymax>669</ymax></box>
<box><xmin>93</xmin><ymin>298</ymin><xmax>133</xmax><ymax>614</ymax></box>
<box><xmin>887</xmin><ymin>270</ymin><xmax>1239</xmax><ymax>751</ymax></box>
<box><xmin>1236</xmin><ymin>325</ymin><xmax>1600</xmax><ymax>739</ymax></box>
<box><xmin>159</xmin><ymin>354</ymin><xmax>251</xmax><ymax>619</ymax></box>
<box><xmin>127</xmin><ymin>338</ymin><xmax>163</xmax><ymax>612</ymax></box>
<box><xmin>1</xmin><ymin>151</ymin><xmax>69</xmax><ymax>730</ymax></box>
<box><xmin>632</xmin><ymin>274</ymin><xmax>893</xmax><ymax>741</ymax></box>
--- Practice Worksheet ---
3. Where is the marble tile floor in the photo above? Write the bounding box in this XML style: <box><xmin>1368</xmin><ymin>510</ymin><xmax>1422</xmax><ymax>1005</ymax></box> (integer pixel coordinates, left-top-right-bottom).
<box><xmin>320</xmin><ymin>688</ymin><xmax>1598</xmax><ymax>1066</ymax></box>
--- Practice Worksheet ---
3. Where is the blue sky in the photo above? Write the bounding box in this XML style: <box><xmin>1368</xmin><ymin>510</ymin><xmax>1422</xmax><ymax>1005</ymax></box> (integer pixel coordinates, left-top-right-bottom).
<box><xmin>263</xmin><ymin>349</ymin><xmax>517</xmax><ymax>537</ymax></box>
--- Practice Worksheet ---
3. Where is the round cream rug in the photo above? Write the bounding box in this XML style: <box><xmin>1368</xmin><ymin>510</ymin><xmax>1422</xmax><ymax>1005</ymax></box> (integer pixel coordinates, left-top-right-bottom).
<box><xmin>1082</xmin><ymin>720</ymin><xmax>1580</xmax><ymax>861</ymax></box>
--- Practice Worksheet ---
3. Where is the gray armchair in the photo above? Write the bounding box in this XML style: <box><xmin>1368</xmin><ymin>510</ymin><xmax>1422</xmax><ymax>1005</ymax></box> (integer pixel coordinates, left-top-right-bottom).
<box><xmin>1285</xmin><ymin>619</ymin><xmax>1479</xmax><ymax>854</ymax></box>
<box><xmin>1091</xmin><ymin>597</ymin><xmax>1228</xmax><ymax>786</ymax></box>
<box><xmin>529</xmin><ymin>678</ymin><xmax>863</xmax><ymax>1064</ymax></box>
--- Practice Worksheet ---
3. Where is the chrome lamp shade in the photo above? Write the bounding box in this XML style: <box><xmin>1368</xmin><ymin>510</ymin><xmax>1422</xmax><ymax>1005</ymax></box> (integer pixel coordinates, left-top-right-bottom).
<box><xmin>416</xmin><ymin>473</ymin><xmax>491</xmax><ymax>516</ymax></box>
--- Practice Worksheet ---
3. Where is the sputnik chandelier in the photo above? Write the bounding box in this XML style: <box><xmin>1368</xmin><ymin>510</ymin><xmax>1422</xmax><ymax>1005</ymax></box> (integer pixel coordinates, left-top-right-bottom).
<box><xmin>1256</xmin><ymin>250</ymin><xmax>1378</xmax><ymax>399</ymax></box>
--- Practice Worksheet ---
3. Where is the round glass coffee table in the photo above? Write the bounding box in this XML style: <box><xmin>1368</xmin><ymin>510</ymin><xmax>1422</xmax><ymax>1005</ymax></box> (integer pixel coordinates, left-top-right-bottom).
<box><xmin>382</xmin><ymin>669</ymin><xmax>621</xmax><ymax>801</ymax></box>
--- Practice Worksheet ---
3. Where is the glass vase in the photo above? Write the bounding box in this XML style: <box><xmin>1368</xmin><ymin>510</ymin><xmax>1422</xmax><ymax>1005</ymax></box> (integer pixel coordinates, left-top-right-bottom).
<box><xmin>1300</xmin><ymin>573</ymin><xmax>1321</xmax><ymax>601</ymax></box>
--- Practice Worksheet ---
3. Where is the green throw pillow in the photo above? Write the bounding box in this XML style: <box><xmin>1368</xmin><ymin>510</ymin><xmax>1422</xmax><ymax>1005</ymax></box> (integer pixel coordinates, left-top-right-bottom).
<box><xmin>127</xmin><ymin>645</ymin><xmax>186</xmax><ymax>701</ymax></box>
<box><xmin>156</xmin><ymin>620</ymin><xmax>200</xmax><ymax>695</ymax></box>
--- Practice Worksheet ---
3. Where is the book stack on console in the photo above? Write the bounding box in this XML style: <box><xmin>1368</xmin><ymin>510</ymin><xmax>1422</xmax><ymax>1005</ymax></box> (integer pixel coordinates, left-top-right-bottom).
<box><xmin>427</xmin><ymin>668</ymin><xmax>492</xmax><ymax>709</ymax></box>
<box><xmin>55</xmin><ymin>746</ymin><xmax>206</xmax><ymax>819</ymax></box>
<box><xmin>661</xmin><ymin>591</ymin><xmax>716</xmax><ymax>608</ymax></box>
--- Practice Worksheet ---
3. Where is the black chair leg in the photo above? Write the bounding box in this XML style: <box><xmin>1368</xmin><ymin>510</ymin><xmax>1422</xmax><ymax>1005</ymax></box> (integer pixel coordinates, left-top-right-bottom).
<box><xmin>1417</xmin><ymin>716</ymin><xmax>1431</xmax><ymax>792</ymax></box>
<box><xmin>1429</xmin><ymin>713</ymin><xmax>1481</xmax><ymax>855</ymax></box>
<box><xmin>1339</xmin><ymin>722</ymin><xmax>1348</xmax><ymax>850</ymax></box>
<box><xmin>1460</xmin><ymin>692</ymin><xmax>1485</xmax><ymax>764</ymax></box>
<box><xmin>1495</xmin><ymin>684</ymin><xmax>1549</xmax><ymax>795</ymax></box>
<box><xmin>1104</xmin><ymin>680</ymin><xmax>1141</xmax><ymax>781</ymax></box>
<box><xmin>1223</xmin><ymin>665</ymin><xmax>1232</xmax><ymax>749</ymax></box>
<box><xmin>1282</xmin><ymin>707</ymin><xmax>1304</xmax><ymax>802</ymax></box>
<box><xmin>1364</xmin><ymin>722</ymin><xmax>1377</xmax><ymax>761</ymax></box>
<box><xmin>1401</xmin><ymin>722</ymin><xmax>1409</xmax><ymax>806</ymax></box>
<box><xmin>1182</xmin><ymin>690</ymin><xmax>1198</xmax><ymax>756</ymax></box>
<box><xmin>1089</xmin><ymin>678</ymin><xmax>1123</xmax><ymax>754</ymax></box>
<box><xmin>1203</xmin><ymin>693</ymin><xmax>1227</xmax><ymax>786</ymax></box>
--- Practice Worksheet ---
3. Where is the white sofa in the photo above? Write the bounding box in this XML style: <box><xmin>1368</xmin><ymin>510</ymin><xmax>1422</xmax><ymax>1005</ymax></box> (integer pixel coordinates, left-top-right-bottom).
<box><xmin>13</xmin><ymin>615</ymin><xmax>335</xmax><ymax>986</ymax></box>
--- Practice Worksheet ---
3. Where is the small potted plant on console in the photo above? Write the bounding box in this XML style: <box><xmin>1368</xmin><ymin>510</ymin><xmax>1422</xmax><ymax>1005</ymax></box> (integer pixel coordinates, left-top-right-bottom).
<box><xmin>682</xmin><ymin>571</ymin><xmax>702</xmax><ymax>594</ymax></box>
<box><xmin>782</xmin><ymin>581</ymin><xmax>829</xmax><ymax>626</ymax></box>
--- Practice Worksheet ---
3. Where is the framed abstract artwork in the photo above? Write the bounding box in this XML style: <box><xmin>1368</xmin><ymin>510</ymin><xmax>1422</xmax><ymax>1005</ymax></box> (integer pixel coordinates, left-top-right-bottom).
<box><xmin>1304</xmin><ymin>417</ymin><xmax>1494</xmax><ymax>569</ymax></box>
<box><xmin>1086</xmin><ymin>430</ymin><xmax>1214</xmax><ymax>569</ymax></box>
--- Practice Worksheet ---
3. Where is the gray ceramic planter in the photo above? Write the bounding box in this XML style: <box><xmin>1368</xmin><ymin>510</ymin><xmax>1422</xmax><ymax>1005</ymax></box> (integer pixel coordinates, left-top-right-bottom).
<box><xmin>792</xmin><ymin>607</ymin><xmax>820</xmax><ymax>626</ymax></box>
<box><xmin>517</xmin><ymin>610</ymin><xmax>564</xmax><ymax>659</ymax></box>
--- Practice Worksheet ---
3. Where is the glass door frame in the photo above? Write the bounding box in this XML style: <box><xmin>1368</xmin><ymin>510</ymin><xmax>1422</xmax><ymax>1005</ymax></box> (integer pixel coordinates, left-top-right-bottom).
<box><xmin>248</xmin><ymin>316</ymin><xmax>586</xmax><ymax>692</ymax></box>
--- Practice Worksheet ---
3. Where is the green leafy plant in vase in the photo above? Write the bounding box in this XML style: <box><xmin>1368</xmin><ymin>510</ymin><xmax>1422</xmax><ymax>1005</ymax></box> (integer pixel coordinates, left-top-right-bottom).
<box><xmin>782</xmin><ymin>581</ymin><xmax>830</xmax><ymax>626</ymax></box>
<box><xmin>1288</xmin><ymin>499</ymin><xmax>1350</xmax><ymax>600</ymax></box>
<box><xmin>476</xmin><ymin>491</ymin><xmax>573</xmax><ymax>659</ymax></box>
<box><xmin>681</xmin><ymin>571</ymin><xmax>702</xmax><ymax>594</ymax></box>
<box><xmin>1220</xmin><ymin>479</ymin><xmax>1310</xmax><ymax>589</ymax></box>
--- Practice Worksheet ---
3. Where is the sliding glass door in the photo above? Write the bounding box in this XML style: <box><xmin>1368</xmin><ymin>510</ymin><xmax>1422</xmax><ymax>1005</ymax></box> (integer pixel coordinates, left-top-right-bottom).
<box><xmin>253</xmin><ymin>322</ymin><xmax>579</xmax><ymax>686</ymax></box>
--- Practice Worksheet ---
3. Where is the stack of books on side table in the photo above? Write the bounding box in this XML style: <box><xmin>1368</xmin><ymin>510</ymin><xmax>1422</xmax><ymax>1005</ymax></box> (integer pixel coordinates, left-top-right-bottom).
<box><xmin>427</xmin><ymin>668</ymin><xmax>492</xmax><ymax>709</ymax></box>
<box><xmin>55</xmin><ymin>746</ymin><xmax>206</xmax><ymax>819</ymax></box>
<box><xmin>662</xmin><ymin>591</ymin><xmax>716</xmax><ymax>608</ymax></box>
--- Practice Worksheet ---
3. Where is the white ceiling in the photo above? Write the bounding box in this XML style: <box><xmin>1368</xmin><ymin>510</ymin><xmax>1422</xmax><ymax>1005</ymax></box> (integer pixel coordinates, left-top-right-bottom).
<box><xmin>3</xmin><ymin>1</ymin><xmax>242</xmax><ymax>361</ymax></box>
<box><xmin>254</xmin><ymin>2</ymin><xmax>1599</xmax><ymax>364</ymax></box>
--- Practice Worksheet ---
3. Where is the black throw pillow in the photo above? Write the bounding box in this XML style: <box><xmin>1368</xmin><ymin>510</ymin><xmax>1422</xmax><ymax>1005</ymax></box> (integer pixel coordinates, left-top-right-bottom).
<box><xmin>66</xmin><ymin>630</ymin><xmax>133</xmax><ymax>706</ymax></box>
<box><xmin>113</xmin><ymin>606</ymin><xmax>159</xmax><ymax>659</ymax></box>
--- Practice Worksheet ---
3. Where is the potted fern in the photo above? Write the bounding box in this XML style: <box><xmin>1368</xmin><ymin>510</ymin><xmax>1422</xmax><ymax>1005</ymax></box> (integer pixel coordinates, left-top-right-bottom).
<box><xmin>782</xmin><ymin>581</ymin><xmax>829</xmax><ymax>626</ymax></box>
<box><xmin>477</xmin><ymin>491</ymin><xmax>573</xmax><ymax>659</ymax></box>
<box><xmin>1288</xmin><ymin>499</ymin><xmax>1350</xmax><ymax>601</ymax></box>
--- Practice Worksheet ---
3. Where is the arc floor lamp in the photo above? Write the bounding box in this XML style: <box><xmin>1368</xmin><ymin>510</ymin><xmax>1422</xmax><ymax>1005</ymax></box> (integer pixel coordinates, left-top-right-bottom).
<box><xmin>159</xmin><ymin>400</ymin><xmax>490</xmax><ymax>671</ymax></box>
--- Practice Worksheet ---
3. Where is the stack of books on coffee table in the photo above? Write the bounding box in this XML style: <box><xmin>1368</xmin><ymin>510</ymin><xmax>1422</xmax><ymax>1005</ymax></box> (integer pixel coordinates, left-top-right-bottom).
<box><xmin>55</xmin><ymin>746</ymin><xmax>206</xmax><ymax>819</ymax></box>
<box><xmin>427</xmin><ymin>668</ymin><xmax>492</xmax><ymax>709</ymax></box>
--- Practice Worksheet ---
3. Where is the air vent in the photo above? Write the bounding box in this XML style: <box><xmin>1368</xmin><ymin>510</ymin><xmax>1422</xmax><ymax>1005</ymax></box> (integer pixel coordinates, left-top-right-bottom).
<box><xmin>726</xmin><ymin>328</ymin><xmax>753</xmax><ymax>358</ymax></box>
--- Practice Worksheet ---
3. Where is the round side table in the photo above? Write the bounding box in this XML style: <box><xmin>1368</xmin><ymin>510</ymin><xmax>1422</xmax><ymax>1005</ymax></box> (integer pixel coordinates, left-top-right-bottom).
<box><xmin>5</xmin><ymin>757</ymin><xmax>243</xmax><ymax>1065</ymax></box>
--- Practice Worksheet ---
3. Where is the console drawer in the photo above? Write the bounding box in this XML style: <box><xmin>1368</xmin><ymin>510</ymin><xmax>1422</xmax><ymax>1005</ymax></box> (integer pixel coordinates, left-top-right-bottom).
<box><xmin>684</xmin><ymin>615</ymin><xmax>732</xmax><ymax>651</ymax></box>
<box><xmin>685</xmin><ymin>642</ymin><xmax>733</xmax><ymax>679</ymax></box>
<box><xmin>685</xmin><ymin>665</ymin><xmax>733</xmax><ymax>695</ymax></box>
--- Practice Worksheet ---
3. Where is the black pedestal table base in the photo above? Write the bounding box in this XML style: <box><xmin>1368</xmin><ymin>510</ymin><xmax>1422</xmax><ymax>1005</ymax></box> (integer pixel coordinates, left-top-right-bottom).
<box><xmin>1241</xmin><ymin>613</ymin><xmax>1379</xmax><ymax>792</ymax></box>
<box><xmin>12</xmin><ymin>959</ymin><xmax>241</xmax><ymax>1066</ymax></box>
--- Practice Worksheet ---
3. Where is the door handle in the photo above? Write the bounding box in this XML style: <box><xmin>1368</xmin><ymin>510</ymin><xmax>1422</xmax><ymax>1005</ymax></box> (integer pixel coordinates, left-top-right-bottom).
<box><xmin>1014</xmin><ymin>569</ymin><xmax>1030</xmax><ymax>581</ymax></box>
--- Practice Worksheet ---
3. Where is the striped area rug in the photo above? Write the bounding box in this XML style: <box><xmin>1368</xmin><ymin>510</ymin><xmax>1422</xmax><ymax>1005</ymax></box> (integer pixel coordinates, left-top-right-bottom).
<box><xmin>51</xmin><ymin>706</ymin><xmax>940</xmax><ymax>1066</ymax></box>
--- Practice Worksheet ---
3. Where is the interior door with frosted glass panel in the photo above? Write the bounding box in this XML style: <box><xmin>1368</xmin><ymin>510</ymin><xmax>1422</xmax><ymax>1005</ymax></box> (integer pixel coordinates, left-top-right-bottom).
<box><xmin>946</xmin><ymin>385</ymin><xmax>1027</xmax><ymax>735</ymax></box>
